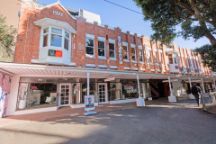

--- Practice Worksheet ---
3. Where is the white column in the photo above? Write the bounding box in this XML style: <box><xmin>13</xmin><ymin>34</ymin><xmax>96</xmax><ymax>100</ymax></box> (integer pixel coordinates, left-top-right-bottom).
<box><xmin>168</xmin><ymin>76</ymin><xmax>173</xmax><ymax>96</ymax></box>
<box><xmin>168</xmin><ymin>76</ymin><xmax>177</xmax><ymax>102</ymax></box>
<box><xmin>136</xmin><ymin>73</ymin><xmax>145</xmax><ymax>106</ymax></box>
<box><xmin>136</xmin><ymin>74</ymin><xmax>141</xmax><ymax>98</ymax></box>
<box><xmin>213</xmin><ymin>77</ymin><xmax>216</xmax><ymax>90</ymax></box>
<box><xmin>188</xmin><ymin>77</ymin><xmax>192</xmax><ymax>89</ymax></box>
<box><xmin>87</xmin><ymin>72</ymin><xmax>90</xmax><ymax>96</ymax></box>
<box><xmin>201</xmin><ymin>78</ymin><xmax>205</xmax><ymax>93</ymax></box>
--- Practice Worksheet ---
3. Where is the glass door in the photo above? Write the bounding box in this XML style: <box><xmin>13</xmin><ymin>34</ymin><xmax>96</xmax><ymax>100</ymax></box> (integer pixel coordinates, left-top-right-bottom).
<box><xmin>98</xmin><ymin>83</ymin><xmax>108</xmax><ymax>103</ymax></box>
<box><xmin>59</xmin><ymin>83</ymin><xmax>71</xmax><ymax>106</ymax></box>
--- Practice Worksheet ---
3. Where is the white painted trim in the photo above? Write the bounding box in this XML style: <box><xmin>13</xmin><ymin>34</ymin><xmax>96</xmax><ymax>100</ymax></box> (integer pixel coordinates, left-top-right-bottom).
<box><xmin>86</xmin><ymin>33</ymin><xmax>95</xmax><ymax>39</ymax></box>
<box><xmin>124</xmin><ymin>67</ymin><xmax>130</xmax><ymax>70</ymax></box>
<box><xmin>122</xmin><ymin>42</ymin><xmax>128</xmax><ymax>46</ymax></box>
<box><xmin>13</xmin><ymin>107</ymin><xmax>58</xmax><ymax>116</ymax></box>
<box><xmin>97</xmin><ymin>36</ymin><xmax>105</xmax><ymax>41</ymax></box>
<box><xmin>110</xmin><ymin>66</ymin><xmax>118</xmax><ymax>69</ymax></box>
<box><xmin>130</xmin><ymin>43</ymin><xmax>136</xmax><ymax>48</ymax></box>
<box><xmin>109</xmin><ymin>39</ymin><xmax>115</xmax><ymax>43</ymax></box>
<box><xmin>98</xmin><ymin>65</ymin><xmax>107</xmax><ymax>68</ymax></box>
<box><xmin>109</xmin><ymin>98</ymin><xmax>137</xmax><ymax>104</ymax></box>
<box><xmin>86</xmin><ymin>64</ymin><xmax>96</xmax><ymax>68</ymax></box>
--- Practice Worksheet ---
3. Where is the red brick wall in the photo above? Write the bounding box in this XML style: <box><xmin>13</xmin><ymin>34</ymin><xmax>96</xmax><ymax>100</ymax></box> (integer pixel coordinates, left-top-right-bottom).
<box><xmin>14</xmin><ymin>3</ymin><xmax>211</xmax><ymax>76</ymax></box>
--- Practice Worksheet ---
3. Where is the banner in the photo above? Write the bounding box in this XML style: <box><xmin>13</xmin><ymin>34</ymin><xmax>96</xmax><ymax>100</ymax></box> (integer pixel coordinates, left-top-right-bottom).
<box><xmin>84</xmin><ymin>95</ymin><xmax>96</xmax><ymax>115</ymax></box>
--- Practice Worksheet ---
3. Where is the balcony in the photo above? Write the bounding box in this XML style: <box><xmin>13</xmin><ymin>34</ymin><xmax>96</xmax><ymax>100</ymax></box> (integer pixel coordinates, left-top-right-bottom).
<box><xmin>169</xmin><ymin>64</ymin><xmax>179</xmax><ymax>73</ymax></box>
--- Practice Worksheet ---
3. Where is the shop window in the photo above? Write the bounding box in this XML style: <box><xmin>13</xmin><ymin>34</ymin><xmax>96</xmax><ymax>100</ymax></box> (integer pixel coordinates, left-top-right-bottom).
<box><xmin>122</xmin><ymin>80</ymin><xmax>138</xmax><ymax>99</ymax></box>
<box><xmin>64</xmin><ymin>31</ymin><xmax>69</xmax><ymax>50</ymax></box>
<box><xmin>17</xmin><ymin>83</ymin><xmax>57</xmax><ymax>110</ymax></box>
<box><xmin>86</xmin><ymin>34</ymin><xmax>94</xmax><ymax>57</ymax></box>
<box><xmin>98</xmin><ymin>37</ymin><xmax>105</xmax><ymax>58</ymax></box>
<box><xmin>109</xmin><ymin>39</ymin><xmax>116</xmax><ymax>60</ymax></box>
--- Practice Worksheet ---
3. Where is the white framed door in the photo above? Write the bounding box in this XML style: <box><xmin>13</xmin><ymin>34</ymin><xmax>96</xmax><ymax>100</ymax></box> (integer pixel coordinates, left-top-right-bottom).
<box><xmin>97</xmin><ymin>83</ymin><xmax>108</xmax><ymax>103</ymax></box>
<box><xmin>59</xmin><ymin>83</ymin><xmax>71</xmax><ymax>106</ymax></box>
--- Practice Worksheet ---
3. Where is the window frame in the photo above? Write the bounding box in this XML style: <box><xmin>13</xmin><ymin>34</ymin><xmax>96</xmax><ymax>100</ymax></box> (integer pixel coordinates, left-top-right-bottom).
<box><xmin>41</xmin><ymin>26</ymin><xmax>71</xmax><ymax>51</ymax></box>
<box><xmin>109</xmin><ymin>39</ymin><xmax>116</xmax><ymax>60</ymax></box>
<box><xmin>97</xmin><ymin>37</ymin><xmax>106</xmax><ymax>59</ymax></box>
<box><xmin>138</xmin><ymin>45</ymin><xmax>144</xmax><ymax>63</ymax></box>
<box><xmin>145</xmin><ymin>47</ymin><xmax>152</xmax><ymax>64</ymax></box>
<box><xmin>122</xmin><ymin>42</ymin><xmax>129</xmax><ymax>62</ymax></box>
<box><xmin>85</xmin><ymin>34</ymin><xmax>95</xmax><ymax>58</ymax></box>
<box><xmin>130</xmin><ymin>44</ymin><xmax>137</xmax><ymax>63</ymax></box>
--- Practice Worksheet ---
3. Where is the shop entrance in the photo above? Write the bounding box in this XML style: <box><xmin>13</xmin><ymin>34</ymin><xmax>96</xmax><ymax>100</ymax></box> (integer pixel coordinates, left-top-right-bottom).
<box><xmin>97</xmin><ymin>83</ymin><xmax>108</xmax><ymax>103</ymax></box>
<box><xmin>59</xmin><ymin>83</ymin><xmax>71</xmax><ymax>106</ymax></box>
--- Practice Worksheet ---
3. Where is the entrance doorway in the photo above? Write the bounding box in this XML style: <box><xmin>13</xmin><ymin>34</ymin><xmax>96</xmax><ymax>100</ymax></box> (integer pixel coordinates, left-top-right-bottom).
<box><xmin>59</xmin><ymin>83</ymin><xmax>71</xmax><ymax>106</ymax></box>
<box><xmin>97</xmin><ymin>83</ymin><xmax>108</xmax><ymax>103</ymax></box>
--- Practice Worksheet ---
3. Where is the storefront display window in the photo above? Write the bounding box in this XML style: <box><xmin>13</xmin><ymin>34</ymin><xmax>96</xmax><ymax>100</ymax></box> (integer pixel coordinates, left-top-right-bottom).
<box><xmin>17</xmin><ymin>83</ymin><xmax>57</xmax><ymax>110</ymax></box>
<box><xmin>121</xmin><ymin>80</ymin><xmax>138</xmax><ymax>99</ymax></box>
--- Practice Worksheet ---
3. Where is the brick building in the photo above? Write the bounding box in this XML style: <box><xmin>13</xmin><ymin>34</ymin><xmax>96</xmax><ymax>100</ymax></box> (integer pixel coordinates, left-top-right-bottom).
<box><xmin>0</xmin><ymin>1</ymin><xmax>215</xmax><ymax>116</ymax></box>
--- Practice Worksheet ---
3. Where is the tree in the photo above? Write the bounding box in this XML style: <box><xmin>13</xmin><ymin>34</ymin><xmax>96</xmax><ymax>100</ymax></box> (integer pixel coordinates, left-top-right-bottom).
<box><xmin>134</xmin><ymin>0</ymin><xmax>216</xmax><ymax>46</ymax></box>
<box><xmin>195</xmin><ymin>44</ymin><xmax>216</xmax><ymax>71</ymax></box>
<box><xmin>0</xmin><ymin>15</ymin><xmax>16</xmax><ymax>61</ymax></box>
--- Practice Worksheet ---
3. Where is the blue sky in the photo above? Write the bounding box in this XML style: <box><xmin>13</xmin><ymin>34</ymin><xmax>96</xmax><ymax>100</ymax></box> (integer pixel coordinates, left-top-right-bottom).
<box><xmin>38</xmin><ymin>0</ymin><xmax>210</xmax><ymax>49</ymax></box>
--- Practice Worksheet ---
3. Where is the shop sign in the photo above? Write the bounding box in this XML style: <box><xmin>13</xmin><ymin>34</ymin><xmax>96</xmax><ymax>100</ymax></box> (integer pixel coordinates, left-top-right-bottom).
<box><xmin>124</xmin><ymin>85</ymin><xmax>137</xmax><ymax>93</ymax></box>
<box><xmin>53</xmin><ymin>10</ymin><xmax>63</xmax><ymax>17</ymax></box>
<box><xmin>84</xmin><ymin>95</ymin><xmax>96</xmax><ymax>115</ymax></box>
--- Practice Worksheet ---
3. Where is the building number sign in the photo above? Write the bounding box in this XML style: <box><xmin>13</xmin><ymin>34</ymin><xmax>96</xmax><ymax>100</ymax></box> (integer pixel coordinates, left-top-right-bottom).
<box><xmin>53</xmin><ymin>10</ymin><xmax>63</xmax><ymax>17</ymax></box>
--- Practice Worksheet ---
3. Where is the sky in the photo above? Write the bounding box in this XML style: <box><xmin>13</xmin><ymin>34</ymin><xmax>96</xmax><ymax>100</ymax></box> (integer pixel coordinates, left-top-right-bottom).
<box><xmin>38</xmin><ymin>0</ymin><xmax>210</xmax><ymax>49</ymax></box>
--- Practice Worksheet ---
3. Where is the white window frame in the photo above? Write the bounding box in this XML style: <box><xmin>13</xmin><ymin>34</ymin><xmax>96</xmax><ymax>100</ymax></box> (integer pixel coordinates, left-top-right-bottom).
<box><xmin>41</xmin><ymin>26</ymin><xmax>71</xmax><ymax>50</ymax></box>
<box><xmin>122</xmin><ymin>42</ymin><xmax>129</xmax><ymax>62</ymax></box>
<box><xmin>97</xmin><ymin>37</ymin><xmax>106</xmax><ymax>59</ymax></box>
<box><xmin>85</xmin><ymin>34</ymin><xmax>95</xmax><ymax>58</ymax></box>
<box><xmin>109</xmin><ymin>39</ymin><xmax>116</xmax><ymax>60</ymax></box>
<box><xmin>138</xmin><ymin>45</ymin><xmax>144</xmax><ymax>63</ymax></box>
<box><xmin>145</xmin><ymin>47</ymin><xmax>152</xmax><ymax>64</ymax></box>
<box><xmin>130</xmin><ymin>44</ymin><xmax>137</xmax><ymax>63</ymax></box>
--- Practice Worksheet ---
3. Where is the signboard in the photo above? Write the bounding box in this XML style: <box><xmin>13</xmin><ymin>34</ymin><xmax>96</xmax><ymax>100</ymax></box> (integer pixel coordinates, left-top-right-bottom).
<box><xmin>104</xmin><ymin>77</ymin><xmax>115</xmax><ymax>82</ymax></box>
<box><xmin>84</xmin><ymin>95</ymin><xmax>96</xmax><ymax>115</ymax></box>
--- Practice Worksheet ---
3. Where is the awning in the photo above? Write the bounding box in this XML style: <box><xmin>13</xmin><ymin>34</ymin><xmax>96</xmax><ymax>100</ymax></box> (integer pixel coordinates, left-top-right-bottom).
<box><xmin>0</xmin><ymin>62</ymin><xmax>176</xmax><ymax>80</ymax></box>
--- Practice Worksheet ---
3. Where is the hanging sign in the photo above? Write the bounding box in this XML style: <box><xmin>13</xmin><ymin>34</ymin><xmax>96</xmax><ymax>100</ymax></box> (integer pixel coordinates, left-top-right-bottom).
<box><xmin>84</xmin><ymin>95</ymin><xmax>96</xmax><ymax>115</ymax></box>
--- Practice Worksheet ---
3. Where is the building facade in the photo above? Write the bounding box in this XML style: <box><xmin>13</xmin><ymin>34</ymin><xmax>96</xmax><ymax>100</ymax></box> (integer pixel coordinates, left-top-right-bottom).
<box><xmin>0</xmin><ymin>1</ymin><xmax>214</xmax><ymax>117</ymax></box>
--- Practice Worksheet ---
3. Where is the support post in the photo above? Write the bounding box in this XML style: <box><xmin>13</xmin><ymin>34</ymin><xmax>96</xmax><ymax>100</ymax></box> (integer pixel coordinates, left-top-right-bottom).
<box><xmin>213</xmin><ymin>77</ymin><xmax>216</xmax><ymax>91</ymax></box>
<box><xmin>168</xmin><ymin>76</ymin><xmax>177</xmax><ymax>102</ymax></box>
<box><xmin>136</xmin><ymin>74</ymin><xmax>141</xmax><ymax>98</ymax></box>
<box><xmin>87</xmin><ymin>72</ymin><xmax>90</xmax><ymax>96</ymax></box>
<box><xmin>136</xmin><ymin>73</ymin><xmax>145</xmax><ymax>106</ymax></box>
<box><xmin>188</xmin><ymin>77</ymin><xmax>192</xmax><ymax>89</ymax></box>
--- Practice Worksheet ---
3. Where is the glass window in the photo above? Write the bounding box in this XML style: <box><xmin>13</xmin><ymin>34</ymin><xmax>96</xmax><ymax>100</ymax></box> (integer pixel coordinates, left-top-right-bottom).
<box><xmin>139</xmin><ymin>48</ymin><xmax>144</xmax><ymax>62</ymax></box>
<box><xmin>131</xmin><ymin>47</ymin><xmax>136</xmax><ymax>61</ymax></box>
<box><xmin>146</xmin><ymin>49</ymin><xmax>151</xmax><ymax>63</ymax></box>
<box><xmin>51</xmin><ymin>28</ymin><xmax>62</xmax><ymax>47</ymax></box>
<box><xmin>64</xmin><ymin>32</ymin><xmax>69</xmax><ymax>50</ymax></box>
<box><xmin>42</xmin><ymin>28</ymin><xmax>49</xmax><ymax>47</ymax></box>
<box><xmin>122</xmin><ymin>80</ymin><xmax>138</xmax><ymax>99</ymax></box>
<box><xmin>109</xmin><ymin>42</ymin><xmax>115</xmax><ymax>59</ymax></box>
<box><xmin>168</xmin><ymin>54</ymin><xmax>173</xmax><ymax>64</ymax></box>
<box><xmin>98</xmin><ymin>40</ymin><xmax>105</xmax><ymax>57</ymax></box>
<box><xmin>86</xmin><ymin>35</ymin><xmax>94</xmax><ymax>56</ymax></box>
<box><xmin>123</xmin><ymin>45</ymin><xmax>128</xmax><ymax>60</ymax></box>
<box><xmin>17</xmin><ymin>83</ymin><xmax>57</xmax><ymax>110</ymax></box>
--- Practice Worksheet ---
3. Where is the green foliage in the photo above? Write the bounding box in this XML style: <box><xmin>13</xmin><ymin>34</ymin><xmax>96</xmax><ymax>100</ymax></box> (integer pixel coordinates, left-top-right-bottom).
<box><xmin>135</xmin><ymin>0</ymin><xmax>216</xmax><ymax>70</ymax></box>
<box><xmin>134</xmin><ymin>0</ymin><xmax>216</xmax><ymax>45</ymax></box>
<box><xmin>195</xmin><ymin>45</ymin><xmax>216</xmax><ymax>71</ymax></box>
<box><xmin>0</xmin><ymin>15</ymin><xmax>16</xmax><ymax>59</ymax></box>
